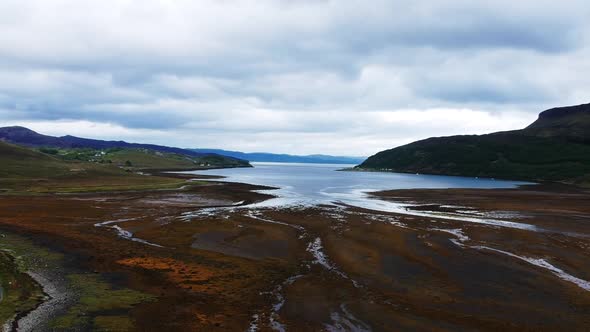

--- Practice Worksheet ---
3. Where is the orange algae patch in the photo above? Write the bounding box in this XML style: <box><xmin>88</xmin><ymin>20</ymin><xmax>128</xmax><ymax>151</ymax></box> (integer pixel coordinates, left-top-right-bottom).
<box><xmin>117</xmin><ymin>257</ymin><xmax>220</xmax><ymax>293</ymax></box>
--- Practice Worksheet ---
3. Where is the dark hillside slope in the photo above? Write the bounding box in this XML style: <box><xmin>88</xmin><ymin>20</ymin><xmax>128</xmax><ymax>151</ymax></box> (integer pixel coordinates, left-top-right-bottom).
<box><xmin>357</xmin><ymin>103</ymin><xmax>590</xmax><ymax>184</ymax></box>
<box><xmin>522</xmin><ymin>103</ymin><xmax>590</xmax><ymax>143</ymax></box>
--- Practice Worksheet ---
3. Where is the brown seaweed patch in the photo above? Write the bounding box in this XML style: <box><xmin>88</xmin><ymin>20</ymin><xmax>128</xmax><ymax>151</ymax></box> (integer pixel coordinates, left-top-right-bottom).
<box><xmin>117</xmin><ymin>257</ymin><xmax>218</xmax><ymax>293</ymax></box>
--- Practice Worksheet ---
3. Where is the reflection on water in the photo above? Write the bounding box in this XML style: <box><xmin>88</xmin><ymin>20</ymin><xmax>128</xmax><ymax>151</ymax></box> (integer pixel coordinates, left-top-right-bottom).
<box><xmin>185</xmin><ymin>162</ymin><xmax>527</xmax><ymax>208</ymax></box>
<box><xmin>182</xmin><ymin>163</ymin><xmax>533</xmax><ymax>229</ymax></box>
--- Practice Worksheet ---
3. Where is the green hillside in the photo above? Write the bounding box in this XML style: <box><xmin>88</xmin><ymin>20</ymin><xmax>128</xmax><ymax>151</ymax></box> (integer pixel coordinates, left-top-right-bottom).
<box><xmin>357</xmin><ymin>103</ymin><xmax>590</xmax><ymax>185</ymax></box>
<box><xmin>0</xmin><ymin>126</ymin><xmax>251</xmax><ymax>169</ymax></box>
<box><xmin>39</xmin><ymin>147</ymin><xmax>249</xmax><ymax>170</ymax></box>
<box><xmin>0</xmin><ymin>142</ymin><xmax>186</xmax><ymax>194</ymax></box>
<box><xmin>0</xmin><ymin>141</ymin><xmax>71</xmax><ymax>179</ymax></box>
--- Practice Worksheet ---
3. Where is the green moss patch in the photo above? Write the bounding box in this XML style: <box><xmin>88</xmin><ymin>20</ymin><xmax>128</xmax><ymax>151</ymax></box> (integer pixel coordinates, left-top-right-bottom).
<box><xmin>50</xmin><ymin>274</ymin><xmax>154</xmax><ymax>330</ymax></box>
<box><xmin>0</xmin><ymin>251</ymin><xmax>45</xmax><ymax>327</ymax></box>
<box><xmin>0</xmin><ymin>233</ymin><xmax>154</xmax><ymax>331</ymax></box>
<box><xmin>93</xmin><ymin>315</ymin><xmax>135</xmax><ymax>331</ymax></box>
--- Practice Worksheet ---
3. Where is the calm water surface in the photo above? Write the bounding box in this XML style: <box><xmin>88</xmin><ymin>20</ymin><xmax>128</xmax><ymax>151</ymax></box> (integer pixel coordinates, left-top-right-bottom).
<box><xmin>186</xmin><ymin>162</ymin><xmax>529</xmax><ymax>212</ymax></box>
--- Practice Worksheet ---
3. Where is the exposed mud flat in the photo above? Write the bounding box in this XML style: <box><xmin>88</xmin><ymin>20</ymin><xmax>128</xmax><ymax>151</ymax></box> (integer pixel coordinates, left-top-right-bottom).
<box><xmin>0</xmin><ymin>181</ymin><xmax>589</xmax><ymax>330</ymax></box>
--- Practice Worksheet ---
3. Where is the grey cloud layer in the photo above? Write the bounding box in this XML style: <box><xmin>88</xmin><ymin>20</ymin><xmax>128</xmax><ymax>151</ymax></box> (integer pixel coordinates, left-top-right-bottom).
<box><xmin>0</xmin><ymin>0</ymin><xmax>589</xmax><ymax>154</ymax></box>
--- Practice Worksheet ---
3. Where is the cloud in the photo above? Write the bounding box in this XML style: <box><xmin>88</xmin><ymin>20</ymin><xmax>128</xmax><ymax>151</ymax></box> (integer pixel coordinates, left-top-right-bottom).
<box><xmin>0</xmin><ymin>0</ymin><xmax>588</xmax><ymax>155</ymax></box>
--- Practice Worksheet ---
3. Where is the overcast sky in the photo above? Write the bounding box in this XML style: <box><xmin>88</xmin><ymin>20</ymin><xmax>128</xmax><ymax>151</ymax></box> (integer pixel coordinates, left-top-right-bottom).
<box><xmin>0</xmin><ymin>0</ymin><xmax>589</xmax><ymax>156</ymax></box>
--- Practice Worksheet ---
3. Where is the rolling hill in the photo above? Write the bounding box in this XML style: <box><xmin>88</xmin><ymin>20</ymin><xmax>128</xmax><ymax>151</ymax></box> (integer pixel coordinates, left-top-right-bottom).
<box><xmin>40</xmin><ymin>147</ymin><xmax>249</xmax><ymax>170</ymax></box>
<box><xmin>356</xmin><ymin>103</ymin><xmax>590</xmax><ymax>184</ymax></box>
<box><xmin>0</xmin><ymin>141</ymin><xmax>186</xmax><ymax>193</ymax></box>
<box><xmin>0</xmin><ymin>140</ymin><xmax>71</xmax><ymax>179</ymax></box>
<box><xmin>191</xmin><ymin>149</ymin><xmax>365</xmax><ymax>164</ymax></box>
<box><xmin>0</xmin><ymin>126</ymin><xmax>250</xmax><ymax>168</ymax></box>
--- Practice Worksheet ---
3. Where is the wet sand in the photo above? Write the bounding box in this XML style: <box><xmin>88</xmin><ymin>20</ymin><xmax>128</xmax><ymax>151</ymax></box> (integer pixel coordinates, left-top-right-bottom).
<box><xmin>0</xmin><ymin>180</ymin><xmax>589</xmax><ymax>331</ymax></box>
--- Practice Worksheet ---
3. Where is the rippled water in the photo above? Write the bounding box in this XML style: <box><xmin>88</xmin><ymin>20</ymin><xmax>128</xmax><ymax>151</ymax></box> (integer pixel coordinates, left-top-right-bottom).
<box><xmin>184</xmin><ymin>162</ymin><xmax>528</xmax><ymax>210</ymax></box>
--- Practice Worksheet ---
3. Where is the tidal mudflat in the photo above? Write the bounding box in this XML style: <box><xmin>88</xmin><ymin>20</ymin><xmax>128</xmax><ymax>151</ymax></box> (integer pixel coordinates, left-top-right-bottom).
<box><xmin>1</xmin><ymin>164</ymin><xmax>589</xmax><ymax>331</ymax></box>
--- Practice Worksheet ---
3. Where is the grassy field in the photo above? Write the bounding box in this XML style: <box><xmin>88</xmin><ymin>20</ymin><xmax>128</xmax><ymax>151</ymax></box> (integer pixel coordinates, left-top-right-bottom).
<box><xmin>38</xmin><ymin>146</ymin><xmax>249</xmax><ymax>170</ymax></box>
<box><xmin>0</xmin><ymin>142</ymin><xmax>188</xmax><ymax>194</ymax></box>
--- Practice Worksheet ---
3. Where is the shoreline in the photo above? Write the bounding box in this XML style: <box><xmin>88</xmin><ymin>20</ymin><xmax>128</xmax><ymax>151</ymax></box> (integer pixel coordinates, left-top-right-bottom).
<box><xmin>0</xmin><ymin>164</ymin><xmax>254</xmax><ymax>197</ymax></box>
<box><xmin>0</xmin><ymin>173</ymin><xmax>589</xmax><ymax>330</ymax></box>
<box><xmin>144</xmin><ymin>163</ymin><xmax>254</xmax><ymax>173</ymax></box>
<box><xmin>341</xmin><ymin>166</ymin><xmax>538</xmax><ymax>183</ymax></box>
<box><xmin>344</xmin><ymin>167</ymin><xmax>590</xmax><ymax>189</ymax></box>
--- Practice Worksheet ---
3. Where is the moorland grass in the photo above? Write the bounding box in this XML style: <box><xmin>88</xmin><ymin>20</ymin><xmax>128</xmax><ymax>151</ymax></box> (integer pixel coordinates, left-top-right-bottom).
<box><xmin>0</xmin><ymin>141</ymin><xmax>192</xmax><ymax>194</ymax></box>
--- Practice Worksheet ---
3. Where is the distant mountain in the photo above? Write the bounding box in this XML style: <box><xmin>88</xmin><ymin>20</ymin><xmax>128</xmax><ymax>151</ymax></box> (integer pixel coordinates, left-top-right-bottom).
<box><xmin>357</xmin><ymin>103</ymin><xmax>590</xmax><ymax>185</ymax></box>
<box><xmin>191</xmin><ymin>149</ymin><xmax>365</xmax><ymax>164</ymax></box>
<box><xmin>0</xmin><ymin>126</ymin><xmax>250</xmax><ymax>167</ymax></box>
